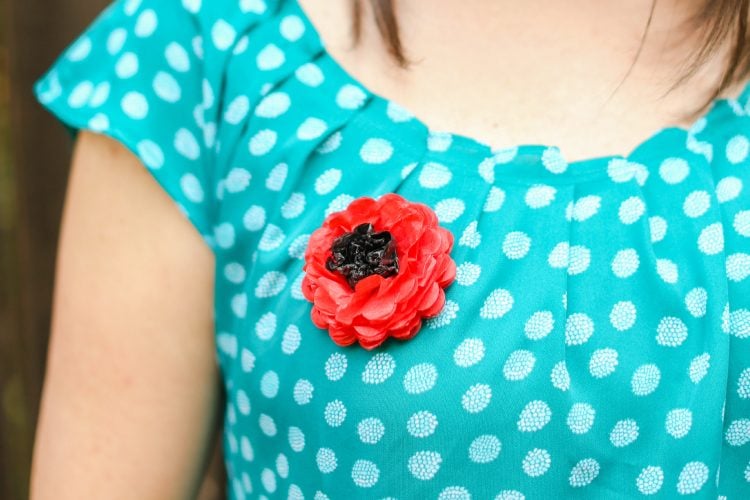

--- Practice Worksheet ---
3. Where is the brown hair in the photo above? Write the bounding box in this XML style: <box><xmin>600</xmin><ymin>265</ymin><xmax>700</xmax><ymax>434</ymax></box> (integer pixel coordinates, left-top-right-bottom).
<box><xmin>350</xmin><ymin>0</ymin><xmax>750</xmax><ymax>119</ymax></box>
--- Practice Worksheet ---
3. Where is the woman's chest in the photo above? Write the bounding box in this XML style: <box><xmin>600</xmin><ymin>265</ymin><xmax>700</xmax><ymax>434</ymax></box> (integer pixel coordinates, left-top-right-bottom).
<box><xmin>209</xmin><ymin>102</ymin><xmax>733</xmax><ymax>497</ymax></box>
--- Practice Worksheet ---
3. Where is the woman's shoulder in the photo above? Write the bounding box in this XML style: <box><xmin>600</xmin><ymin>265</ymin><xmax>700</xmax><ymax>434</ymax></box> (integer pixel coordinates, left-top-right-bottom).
<box><xmin>32</xmin><ymin>0</ymin><xmax>293</xmax><ymax>249</ymax></box>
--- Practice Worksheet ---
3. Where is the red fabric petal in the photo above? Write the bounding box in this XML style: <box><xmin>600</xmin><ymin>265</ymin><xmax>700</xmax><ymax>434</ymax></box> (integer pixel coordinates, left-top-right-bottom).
<box><xmin>301</xmin><ymin>192</ymin><xmax>457</xmax><ymax>350</ymax></box>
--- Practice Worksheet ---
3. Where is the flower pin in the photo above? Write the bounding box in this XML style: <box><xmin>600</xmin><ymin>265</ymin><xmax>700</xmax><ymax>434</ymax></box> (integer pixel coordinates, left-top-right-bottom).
<box><xmin>301</xmin><ymin>193</ymin><xmax>457</xmax><ymax>350</ymax></box>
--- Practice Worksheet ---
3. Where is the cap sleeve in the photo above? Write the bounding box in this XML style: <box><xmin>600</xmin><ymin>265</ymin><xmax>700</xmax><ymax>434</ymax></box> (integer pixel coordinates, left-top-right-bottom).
<box><xmin>33</xmin><ymin>0</ymin><xmax>269</xmax><ymax>250</ymax></box>
<box><xmin>712</xmin><ymin>94</ymin><xmax>750</xmax><ymax>492</ymax></box>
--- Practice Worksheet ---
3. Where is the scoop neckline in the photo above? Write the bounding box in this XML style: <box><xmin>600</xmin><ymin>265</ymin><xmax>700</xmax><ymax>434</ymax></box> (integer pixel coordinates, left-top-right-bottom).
<box><xmin>284</xmin><ymin>0</ymin><xmax>749</xmax><ymax>176</ymax></box>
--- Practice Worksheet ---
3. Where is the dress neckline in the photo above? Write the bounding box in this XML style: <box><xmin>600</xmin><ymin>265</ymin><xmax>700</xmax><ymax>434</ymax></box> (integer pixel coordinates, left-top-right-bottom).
<box><xmin>283</xmin><ymin>0</ymin><xmax>750</xmax><ymax>175</ymax></box>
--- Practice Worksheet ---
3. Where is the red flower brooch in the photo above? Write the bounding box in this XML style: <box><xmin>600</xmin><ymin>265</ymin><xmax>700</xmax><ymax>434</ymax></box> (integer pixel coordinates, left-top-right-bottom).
<box><xmin>301</xmin><ymin>193</ymin><xmax>457</xmax><ymax>350</ymax></box>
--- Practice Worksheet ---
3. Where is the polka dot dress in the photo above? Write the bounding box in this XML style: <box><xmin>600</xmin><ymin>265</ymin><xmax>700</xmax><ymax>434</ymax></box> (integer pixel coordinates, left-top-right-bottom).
<box><xmin>35</xmin><ymin>0</ymin><xmax>750</xmax><ymax>498</ymax></box>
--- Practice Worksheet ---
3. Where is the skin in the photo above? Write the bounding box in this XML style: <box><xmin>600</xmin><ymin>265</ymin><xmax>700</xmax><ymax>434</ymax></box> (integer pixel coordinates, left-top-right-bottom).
<box><xmin>29</xmin><ymin>1</ymin><xmax>746</xmax><ymax>497</ymax></box>
<box><xmin>301</xmin><ymin>0</ymin><xmax>745</xmax><ymax>163</ymax></box>
<box><xmin>30</xmin><ymin>131</ymin><xmax>220</xmax><ymax>499</ymax></box>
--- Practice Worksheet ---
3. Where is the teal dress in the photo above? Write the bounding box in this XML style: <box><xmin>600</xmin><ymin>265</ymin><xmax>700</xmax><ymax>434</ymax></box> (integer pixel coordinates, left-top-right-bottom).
<box><xmin>35</xmin><ymin>0</ymin><xmax>750</xmax><ymax>498</ymax></box>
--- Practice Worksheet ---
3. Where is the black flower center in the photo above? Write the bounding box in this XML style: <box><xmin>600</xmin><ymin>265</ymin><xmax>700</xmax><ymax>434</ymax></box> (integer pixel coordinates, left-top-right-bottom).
<box><xmin>326</xmin><ymin>222</ymin><xmax>399</xmax><ymax>289</ymax></box>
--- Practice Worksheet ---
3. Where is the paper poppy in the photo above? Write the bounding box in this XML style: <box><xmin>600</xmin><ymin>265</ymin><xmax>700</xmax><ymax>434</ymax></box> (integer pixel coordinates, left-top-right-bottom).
<box><xmin>301</xmin><ymin>192</ymin><xmax>457</xmax><ymax>350</ymax></box>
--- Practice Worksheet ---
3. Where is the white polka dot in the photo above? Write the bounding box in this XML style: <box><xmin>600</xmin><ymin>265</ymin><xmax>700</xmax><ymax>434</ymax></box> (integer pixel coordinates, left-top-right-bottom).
<box><xmin>480</xmin><ymin>288</ymin><xmax>514</xmax><ymax>319</ymax></box>
<box><xmin>360</xmin><ymin>138</ymin><xmax>394</xmax><ymax>164</ymax></box>
<box><xmin>225</xmin><ymin>95</ymin><xmax>250</xmax><ymax>124</ymax></box>
<box><xmin>569</xmin><ymin>458</ymin><xmax>600</xmax><ymax>487</ymax></box>
<box><xmin>387</xmin><ymin>101</ymin><xmax>414</xmax><ymax>122</ymax></box>
<box><xmin>697</xmin><ymin>222</ymin><xmax>724</xmax><ymax>255</ymax></box>
<box><xmin>631</xmin><ymin>364</ymin><xmax>661</xmax><ymax>395</ymax></box>
<box><xmin>181</xmin><ymin>0</ymin><xmax>201</xmax><ymax>13</ymax></box>
<box><xmin>468</xmin><ymin>434</ymin><xmax>501</xmax><ymax>463</ymax></box>
<box><xmin>461</xmin><ymin>383</ymin><xmax>492</xmax><ymax>413</ymax></box>
<box><xmin>67</xmin><ymin>81</ymin><xmax>94</xmax><ymax>108</ymax></box>
<box><xmin>407</xmin><ymin>411</ymin><xmax>438</xmax><ymax>438</ymax></box>
<box><xmin>295</xmin><ymin>62</ymin><xmax>324</xmax><ymax>86</ymax></box>
<box><xmin>517</xmin><ymin>400</ymin><xmax>552</xmax><ymax>432</ymax></box>
<box><xmin>336</xmin><ymin>84</ymin><xmax>367</xmax><ymax>109</ymax></box>
<box><xmin>256</xmin><ymin>92</ymin><xmax>291</xmax><ymax>118</ymax></box>
<box><xmin>425</xmin><ymin>299</ymin><xmax>459</xmax><ymax>329</ymax></box>
<box><xmin>636</xmin><ymin>466</ymin><xmax>664</xmax><ymax>495</ymax></box>
<box><xmin>540</xmin><ymin>146</ymin><xmax>566</xmax><ymax>173</ymax></box>
<box><xmin>403</xmin><ymin>363</ymin><xmax>438</xmax><ymax>394</ymax></box>
<box><xmin>567</xmin><ymin>402</ymin><xmax>595</xmax><ymax>434</ymax></box>
<box><xmin>121</xmin><ymin>91</ymin><xmax>149</xmax><ymax>119</ymax></box>
<box><xmin>458</xmin><ymin>221</ymin><xmax>481</xmax><ymax>248</ymax></box>
<box><xmin>259</xmin><ymin>370</ymin><xmax>279</xmax><ymax>398</ymax></box>
<box><xmin>239</xmin><ymin>0</ymin><xmax>266</xmax><ymax>13</ymax></box>
<box><xmin>716</xmin><ymin>176</ymin><xmax>743</xmax><ymax>203</ymax></box>
<box><xmin>659</xmin><ymin>157</ymin><xmax>690</xmax><ymax>184</ymax></box>
<box><xmin>676</xmin><ymin>461</ymin><xmax>709</xmax><ymax>494</ymax></box>
<box><xmin>288</xmin><ymin>426</ymin><xmax>305</xmax><ymax>452</ymax></box>
<box><xmin>265</xmin><ymin>162</ymin><xmax>288</xmax><ymax>191</ymax></box>
<box><xmin>314</xmin><ymin>168</ymin><xmax>342</xmax><ymax>195</ymax></box>
<box><xmin>351</xmin><ymin>459</ymin><xmax>379</xmax><ymax>488</ymax></box>
<box><xmin>522</xmin><ymin>448</ymin><xmax>551</xmax><ymax>477</ymax></box>
<box><xmin>165</xmin><ymin>42</ymin><xmax>191</xmax><ymax>72</ymax></box>
<box><xmin>212</xmin><ymin>19</ymin><xmax>236</xmax><ymax>50</ymax></box>
<box><xmin>243</xmin><ymin>205</ymin><xmax>266</xmax><ymax>231</ymax></box>
<box><xmin>260</xmin><ymin>466</ymin><xmax>276</xmax><ymax>492</ymax></box>
<box><xmin>418</xmin><ymin>162</ymin><xmax>453</xmax><ymax>189</ymax></box>
<box><xmin>611</xmin><ymin>248</ymin><xmax>640</xmax><ymax>278</ymax></box>
<box><xmin>618</xmin><ymin>196</ymin><xmax>645</xmax><ymax>224</ymax></box>
<box><xmin>316</xmin><ymin>448</ymin><xmax>337</xmax><ymax>473</ymax></box>
<box><xmin>428</xmin><ymin>131</ymin><xmax>452</xmax><ymax>152</ymax></box>
<box><xmin>257</xmin><ymin>43</ymin><xmax>285</xmax><ymax>70</ymax></box>
<box><xmin>525</xmin><ymin>310</ymin><xmax>555</xmax><ymax>340</ymax></box>
<box><xmin>726</xmin><ymin>134</ymin><xmax>750</xmax><ymax>164</ymax></box>
<box><xmin>136</xmin><ymin>140</ymin><xmax>164</xmax><ymax>169</ymax></box>
<box><xmin>249</xmin><ymin>129</ymin><xmax>277</xmax><ymax>156</ymax></box>
<box><xmin>225</xmin><ymin>168</ymin><xmax>252</xmax><ymax>193</ymax></box>
<box><xmin>258</xmin><ymin>223</ymin><xmax>285</xmax><ymax>251</ymax></box>
<box><xmin>503</xmin><ymin>350</ymin><xmax>536</xmax><ymax>381</ymax></box>
<box><xmin>213</xmin><ymin>222</ymin><xmax>235</xmax><ymax>248</ymax></box>
<box><xmin>502</xmin><ymin>231</ymin><xmax>531</xmax><ymax>259</ymax></box>
<box><xmin>357</xmin><ymin>417</ymin><xmax>385</xmax><ymax>444</ymax></box>
<box><xmin>293</xmin><ymin>379</ymin><xmax>314</xmax><ymax>405</ymax></box>
<box><xmin>296</xmin><ymin>117</ymin><xmax>328</xmax><ymax>140</ymax></box>
<box><xmin>569</xmin><ymin>195</ymin><xmax>601</xmax><ymax>221</ymax></box>
<box><xmin>589</xmin><ymin>348</ymin><xmax>618</xmax><ymax>378</ymax></box>
<box><xmin>434</xmin><ymin>198</ymin><xmax>465</xmax><ymax>223</ymax></box>
<box><xmin>134</xmin><ymin>9</ymin><xmax>158</xmax><ymax>37</ymax></box>
<box><xmin>655</xmin><ymin>316</ymin><xmax>688</xmax><ymax>347</ymax></box>
<box><xmin>362</xmin><ymin>353</ymin><xmax>396</xmax><ymax>384</ymax></box>
<box><xmin>683</xmin><ymin>190</ymin><xmax>711</xmax><ymax>218</ymax></box>
<box><xmin>174</xmin><ymin>128</ymin><xmax>201</xmax><ymax>160</ymax></box>
<box><xmin>408</xmin><ymin>451</ymin><xmax>442</xmax><ymax>480</ymax></box>
<box><xmin>610</xmin><ymin>301</ymin><xmax>637</xmax><ymax>330</ymax></box>
<box><xmin>565</xmin><ymin>313</ymin><xmax>595</xmax><ymax>345</ymax></box>
<box><xmin>280</xmin><ymin>15</ymin><xmax>305</xmax><ymax>41</ymax></box>
<box><xmin>525</xmin><ymin>185</ymin><xmax>557</xmax><ymax>208</ymax></box>
<box><xmin>455</xmin><ymin>262</ymin><xmax>481</xmax><ymax>286</ymax></box>
<box><xmin>483</xmin><ymin>186</ymin><xmax>505</xmax><ymax>212</ymax></box>
<box><xmin>107</xmin><ymin>28</ymin><xmax>127</xmax><ymax>55</ymax></box>
<box><xmin>255</xmin><ymin>271</ymin><xmax>287</xmax><ymax>298</ymax></box>
<box><xmin>453</xmin><ymin>338</ymin><xmax>485</xmax><ymax>367</ymax></box>
<box><xmin>610</xmin><ymin>419</ymin><xmax>639</xmax><ymax>447</ymax></box>
<box><xmin>67</xmin><ymin>36</ymin><xmax>92</xmax><ymax>61</ymax></box>
<box><xmin>665</xmin><ymin>408</ymin><xmax>692</xmax><ymax>438</ymax></box>
<box><xmin>438</xmin><ymin>486</ymin><xmax>471</xmax><ymax>500</ymax></box>
<box><xmin>324</xmin><ymin>400</ymin><xmax>347</xmax><ymax>427</ymax></box>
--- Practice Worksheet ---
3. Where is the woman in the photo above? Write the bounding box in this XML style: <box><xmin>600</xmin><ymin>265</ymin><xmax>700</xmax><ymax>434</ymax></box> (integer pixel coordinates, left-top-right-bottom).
<box><xmin>30</xmin><ymin>0</ymin><xmax>750</xmax><ymax>498</ymax></box>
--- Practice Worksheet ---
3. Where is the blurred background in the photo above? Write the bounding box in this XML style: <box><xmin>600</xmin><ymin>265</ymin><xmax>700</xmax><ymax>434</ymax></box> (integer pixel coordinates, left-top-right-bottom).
<box><xmin>0</xmin><ymin>1</ymin><xmax>225</xmax><ymax>498</ymax></box>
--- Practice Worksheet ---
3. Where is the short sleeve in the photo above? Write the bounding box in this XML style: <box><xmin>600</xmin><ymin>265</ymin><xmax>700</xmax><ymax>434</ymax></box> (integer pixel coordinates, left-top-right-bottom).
<box><xmin>712</xmin><ymin>94</ymin><xmax>750</xmax><ymax>492</ymax></box>
<box><xmin>33</xmin><ymin>0</ymin><xmax>259</xmax><ymax>251</ymax></box>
